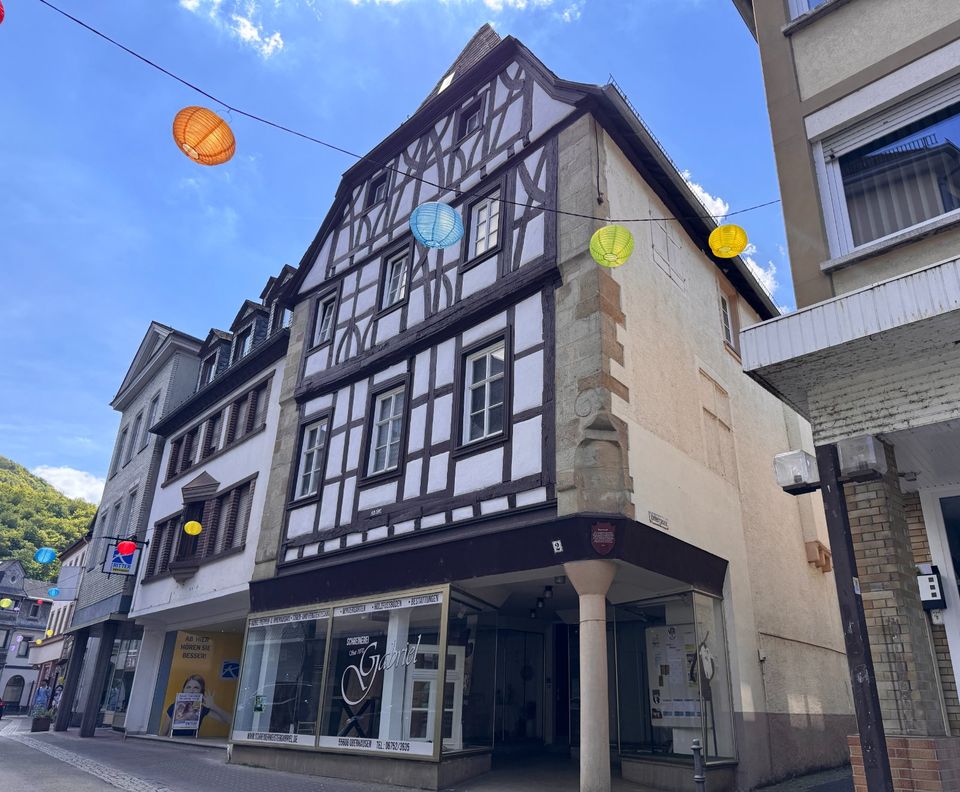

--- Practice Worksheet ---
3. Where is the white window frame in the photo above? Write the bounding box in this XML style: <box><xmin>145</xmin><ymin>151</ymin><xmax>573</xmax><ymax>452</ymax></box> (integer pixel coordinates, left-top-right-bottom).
<box><xmin>368</xmin><ymin>386</ymin><xmax>405</xmax><ymax>476</ymax></box>
<box><xmin>403</xmin><ymin>645</ymin><xmax>464</xmax><ymax>750</ymax></box>
<box><xmin>199</xmin><ymin>351</ymin><xmax>219</xmax><ymax>388</ymax></box>
<box><xmin>719</xmin><ymin>294</ymin><xmax>734</xmax><ymax>347</ymax></box>
<box><xmin>367</xmin><ymin>173</ymin><xmax>388</xmax><ymax>208</ymax></box>
<box><xmin>787</xmin><ymin>0</ymin><xmax>828</xmax><ymax>19</ymax></box>
<box><xmin>469</xmin><ymin>190</ymin><xmax>501</xmax><ymax>259</ymax></box>
<box><xmin>462</xmin><ymin>341</ymin><xmax>506</xmax><ymax>445</ymax></box>
<box><xmin>459</xmin><ymin>98</ymin><xmax>482</xmax><ymax>140</ymax></box>
<box><xmin>382</xmin><ymin>251</ymin><xmax>408</xmax><ymax>310</ymax></box>
<box><xmin>296</xmin><ymin>419</ymin><xmax>327</xmax><ymax>499</ymax></box>
<box><xmin>818</xmin><ymin>78</ymin><xmax>960</xmax><ymax>257</ymax></box>
<box><xmin>233</xmin><ymin>326</ymin><xmax>253</xmax><ymax>363</ymax></box>
<box><xmin>314</xmin><ymin>295</ymin><xmax>337</xmax><ymax>347</ymax></box>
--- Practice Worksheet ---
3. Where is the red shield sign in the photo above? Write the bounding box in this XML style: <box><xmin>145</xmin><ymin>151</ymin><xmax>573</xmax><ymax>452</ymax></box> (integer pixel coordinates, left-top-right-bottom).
<box><xmin>591</xmin><ymin>522</ymin><xmax>616</xmax><ymax>555</ymax></box>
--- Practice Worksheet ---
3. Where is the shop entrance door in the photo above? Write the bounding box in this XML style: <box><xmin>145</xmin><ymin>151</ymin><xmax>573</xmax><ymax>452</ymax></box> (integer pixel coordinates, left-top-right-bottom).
<box><xmin>495</xmin><ymin>629</ymin><xmax>544</xmax><ymax>747</ymax></box>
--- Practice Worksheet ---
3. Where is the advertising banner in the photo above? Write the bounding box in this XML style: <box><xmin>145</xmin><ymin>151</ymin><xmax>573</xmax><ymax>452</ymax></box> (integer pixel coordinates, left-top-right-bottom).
<box><xmin>100</xmin><ymin>541</ymin><xmax>142</xmax><ymax>576</ymax></box>
<box><xmin>645</xmin><ymin>624</ymin><xmax>702</xmax><ymax>729</ymax></box>
<box><xmin>172</xmin><ymin>692</ymin><xmax>203</xmax><ymax>733</ymax></box>
<box><xmin>161</xmin><ymin>630</ymin><xmax>243</xmax><ymax>738</ymax></box>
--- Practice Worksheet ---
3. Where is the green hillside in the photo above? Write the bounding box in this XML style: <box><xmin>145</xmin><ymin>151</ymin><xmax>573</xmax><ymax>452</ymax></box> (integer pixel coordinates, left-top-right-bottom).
<box><xmin>0</xmin><ymin>456</ymin><xmax>96</xmax><ymax>580</ymax></box>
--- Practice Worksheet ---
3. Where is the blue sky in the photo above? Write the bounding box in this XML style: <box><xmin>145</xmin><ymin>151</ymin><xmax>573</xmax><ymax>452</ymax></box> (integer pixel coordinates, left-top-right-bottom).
<box><xmin>0</xmin><ymin>0</ymin><xmax>790</xmax><ymax>503</ymax></box>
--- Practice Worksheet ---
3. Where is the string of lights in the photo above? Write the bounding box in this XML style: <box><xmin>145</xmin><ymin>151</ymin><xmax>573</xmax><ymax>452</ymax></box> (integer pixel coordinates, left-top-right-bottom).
<box><xmin>36</xmin><ymin>0</ymin><xmax>781</xmax><ymax>225</ymax></box>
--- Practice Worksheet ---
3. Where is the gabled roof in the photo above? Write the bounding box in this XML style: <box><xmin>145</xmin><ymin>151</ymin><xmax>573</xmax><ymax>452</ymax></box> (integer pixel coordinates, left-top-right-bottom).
<box><xmin>230</xmin><ymin>300</ymin><xmax>268</xmax><ymax>332</ymax></box>
<box><xmin>181</xmin><ymin>471</ymin><xmax>220</xmax><ymax>502</ymax></box>
<box><xmin>200</xmin><ymin>328</ymin><xmax>233</xmax><ymax>355</ymax></box>
<box><xmin>112</xmin><ymin>322</ymin><xmax>202</xmax><ymax>408</ymax></box>
<box><xmin>284</xmin><ymin>30</ymin><xmax>777</xmax><ymax>321</ymax></box>
<box><xmin>23</xmin><ymin>578</ymin><xmax>49</xmax><ymax>599</ymax></box>
<box><xmin>417</xmin><ymin>23</ymin><xmax>501</xmax><ymax>111</ymax></box>
<box><xmin>260</xmin><ymin>264</ymin><xmax>297</xmax><ymax>302</ymax></box>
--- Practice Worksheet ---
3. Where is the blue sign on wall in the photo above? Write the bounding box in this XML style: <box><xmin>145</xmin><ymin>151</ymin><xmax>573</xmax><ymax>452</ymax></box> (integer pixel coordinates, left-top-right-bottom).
<box><xmin>221</xmin><ymin>660</ymin><xmax>240</xmax><ymax>679</ymax></box>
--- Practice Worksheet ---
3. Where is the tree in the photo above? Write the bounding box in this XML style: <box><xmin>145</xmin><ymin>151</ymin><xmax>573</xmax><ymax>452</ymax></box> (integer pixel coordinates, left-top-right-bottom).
<box><xmin>0</xmin><ymin>456</ymin><xmax>96</xmax><ymax>580</ymax></box>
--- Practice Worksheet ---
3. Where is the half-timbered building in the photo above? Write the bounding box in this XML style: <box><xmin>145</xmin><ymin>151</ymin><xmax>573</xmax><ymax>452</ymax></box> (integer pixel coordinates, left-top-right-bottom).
<box><xmin>236</xmin><ymin>27</ymin><xmax>853</xmax><ymax>792</ymax></box>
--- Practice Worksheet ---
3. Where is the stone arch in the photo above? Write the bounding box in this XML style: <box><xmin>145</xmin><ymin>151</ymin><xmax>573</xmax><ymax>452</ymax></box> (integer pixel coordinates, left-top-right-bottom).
<box><xmin>3</xmin><ymin>675</ymin><xmax>25</xmax><ymax>705</ymax></box>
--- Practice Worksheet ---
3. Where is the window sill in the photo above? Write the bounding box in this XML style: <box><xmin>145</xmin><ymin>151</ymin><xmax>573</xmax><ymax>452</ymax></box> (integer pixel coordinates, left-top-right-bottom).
<box><xmin>358</xmin><ymin>466</ymin><xmax>403</xmax><ymax>488</ymax></box>
<box><xmin>820</xmin><ymin>211</ymin><xmax>960</xmax><ymax>274</ymax></box>
<box><xmin>459</xmin><ymin>245</ymin><xmax>500</xmax><ymax>274</ymax></box>
<box><xmin>306</xmin><ymin>338</ymin><xmax>333</xmax><ymax>355</ymax></box>
<box><xmin>782</xmin><ymin>0</ymin><xmax>853</xmax><ymax>36</ymax></box>
<box><xmin>451</xmin><ymin>432</ymin><xmax>507</xmax><ymax>460</ymax></box>
<box><xmin>161</xmin><ymin>423</ymin><xmax>267</xmax><ymax>489</ymax></box>
<box><xmin>723</xmin><ymin>340</ymin><xmax>742</xmax><ymax>363</ymax></box>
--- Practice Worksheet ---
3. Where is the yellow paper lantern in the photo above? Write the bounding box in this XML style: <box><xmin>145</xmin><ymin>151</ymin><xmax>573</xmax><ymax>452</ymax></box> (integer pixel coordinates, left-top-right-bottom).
<box><xmin>46</xmin><ymin>629</ymin><xmax>54</xmax><ymax>637</ymax></box>
<box><xmin>708</xmin><ymin>224</ymin><xmax>748</xmax><ymax>258</ymax></box>
<box><xmin>183</xmin><ymin>520</ymin><xmax>203</xmax><ymax>536</ymax></box>
<box><xmin>172</xmin><ymin>107</ymin><xmax>236</xmax><ymax>166</ymax></box>
<box><xmin>35</xmin><ymin>639</ymin><xmax>42</xmax><ymax>646</ymax></box>
<box><xmin>590</xmin><ymin>225</ymin><xmax>634</xmax><ymax>268</ymax></box>
<box><xmin>0</xmin><ymin>598</ymin><xmax>12</xmax><ymax>609</ymax></box>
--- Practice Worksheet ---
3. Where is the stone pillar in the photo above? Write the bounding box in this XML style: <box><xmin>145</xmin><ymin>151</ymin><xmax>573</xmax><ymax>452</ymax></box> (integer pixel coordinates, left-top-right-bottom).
<box><xmin>565</xmin><ymin>560</ymin><xmax>617</xmax><ymax>792</ymax></box>
<box><xmin>54</xmin><ymin>627</ymin><xmax>89</xmax><ymax>732</ymax></box>
<box><xmin>80</xmin><ymin>620</ymin><xmax>118</xmax><ymax>737</ymax></box>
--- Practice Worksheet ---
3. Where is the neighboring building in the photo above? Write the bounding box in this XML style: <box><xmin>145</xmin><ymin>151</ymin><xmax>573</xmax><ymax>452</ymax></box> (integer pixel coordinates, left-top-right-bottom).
<box><xmin>30</xmin><ymin>536</ymin><xmax>90</xmax><ymax>706</ymax></box>
<box><xmin>56</xmin><ymin>322</ymin><xmax>202</xmax><ymax>736</ymax></box>
<box><xmin>0</xmin><ymin>560</ymin><xmax>53</xmax><ymax>712</ymax></box>
<box><xmin>232</xmin><ymin>27</ymin><xmax>853</xmax><ymax>792</ymax></box>
<box><xmin>733</xmin><ymin>0</ymin><xmax>960</xmax><ymax>787</ymax></box>
<box><xmin>123</xmin><ymin>268</ymin><xmax>294</xmax><ymax>740</ymax></box>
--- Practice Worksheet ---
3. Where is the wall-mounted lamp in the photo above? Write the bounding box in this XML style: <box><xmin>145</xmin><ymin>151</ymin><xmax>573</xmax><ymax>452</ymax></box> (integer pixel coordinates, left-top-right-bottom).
<box><xmin>837</xmin><ymin>435</ymin><xmax>887</xmax><ymax>482</ymax></box>
<box><xmin>537</xmin><ymin>598</ymin><xmax>545</xmax><ymax>609</ymax></box>
<box><xmin>543</xmin><ymin>586</ymin><xmax>553</xmax><ymax>599</ymax></box>
<box><xmin>529</xmin><ymin>609</ymin><xmax>537</xmax><ymax>619</ymax></box>
<box><xmin>774</xmin><ymin>449</ymin><xmax>820</xmax><ymax>495</ymax></box>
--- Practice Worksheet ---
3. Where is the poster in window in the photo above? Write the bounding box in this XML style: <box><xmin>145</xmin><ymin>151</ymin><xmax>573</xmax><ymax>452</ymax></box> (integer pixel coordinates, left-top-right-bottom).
<box><xmin>645</xmin><ymin>624</ymin><xmax>701</xmax><ymax>728</ymax></box>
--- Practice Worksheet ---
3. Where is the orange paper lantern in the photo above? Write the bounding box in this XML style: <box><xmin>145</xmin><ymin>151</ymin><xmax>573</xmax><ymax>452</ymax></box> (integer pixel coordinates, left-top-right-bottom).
<box><xmin>172</xmin><ymin>106</ymin><xmax>235</xmax><ymax>166</ymax></box>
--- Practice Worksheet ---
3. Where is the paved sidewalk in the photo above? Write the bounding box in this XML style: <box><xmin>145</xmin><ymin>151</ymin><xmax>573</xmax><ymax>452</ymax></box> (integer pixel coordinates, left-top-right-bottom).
<box><xmin>755</xmin><ymin>765</ymin><xmax>853</xmax><ymax>792</ymax></box>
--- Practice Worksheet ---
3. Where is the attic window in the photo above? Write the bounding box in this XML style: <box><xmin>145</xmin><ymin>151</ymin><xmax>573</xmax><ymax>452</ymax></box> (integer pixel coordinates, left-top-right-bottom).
<box><xmin>366</xmin><ymin>173</ymin><xmax>388</xmax><ymax>208</ymax></box>
<box><xmin>458</xmin><ymin>98</ymin><xmax>483</xmax><ymax>140</ymax></box>
<box><xmin>438</xmin><ymin>72</ymin><xmax>455</xmax><ymax>93</ymax></box>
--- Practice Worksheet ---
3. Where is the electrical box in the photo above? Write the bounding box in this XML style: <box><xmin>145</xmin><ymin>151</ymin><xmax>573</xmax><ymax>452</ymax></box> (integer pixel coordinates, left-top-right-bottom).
<box><xmin>917</xmin><ymin>564</ymin><xmax>946</xmax><ymax>611</ymax></box>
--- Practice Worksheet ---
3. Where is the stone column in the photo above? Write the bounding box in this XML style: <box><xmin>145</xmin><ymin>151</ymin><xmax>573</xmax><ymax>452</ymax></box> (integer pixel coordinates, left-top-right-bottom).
<box><xmin>565</xmin><ymin>560</ymin><xmax>617</xmax><ymax>792</ymax></box>
<box><xmin>80</xmin><ymin>620</ymin><xmax>118</xmax><ymax>737</ymax></box>
<box><xmin>54</xmin><ymin>627</ymin><xmax>89</xmax><ymax>732</ymax></box>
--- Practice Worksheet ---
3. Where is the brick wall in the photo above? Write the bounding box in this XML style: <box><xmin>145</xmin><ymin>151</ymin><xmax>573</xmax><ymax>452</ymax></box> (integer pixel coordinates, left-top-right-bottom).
<box><xmin>849</xmin><ymin>735</ymin><xmax>960</xmax><ymax>792</ymax></box>
<box><xmin>904</xmin><ymin>491</ymin><xmax>960</xmax><ymax>734</ymax></box>
<box><xmin>844</xmin><ymin>444</ymin><xmax>946</xmax><ymax>736</ymax></box>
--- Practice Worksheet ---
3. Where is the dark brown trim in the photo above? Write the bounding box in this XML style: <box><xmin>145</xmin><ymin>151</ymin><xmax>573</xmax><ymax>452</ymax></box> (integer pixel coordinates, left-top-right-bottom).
<box><xmin>253</xmin><ymin>511</ymin><xmax>728</xmax><ymax>611</ymax></box>
<box><xmin>305</xmin><ymin>283</ymin><xmax>341</xmax><ymax>355</ymax></box>
<box><xmin>451</xmin><ymin>327</ymin><xmax>513</xmax><ymax>459</ymax></box>
<box><xmin>356</xmin><ymin>372</ymin><xmax>412</xmax><ymax>487</ymax></box>
<box><xmin>151</xmin><ymin>329</ymin><xmax>288</xmax><ymax>436</ymax></box>
<box><xmin>459</xmin><ymin>176</ymin><xmax>507</xmax><ymax>273</ymax></box>
<box><xmin>374</xmin><ymin>238</ymin><xmax>415</xmax><ymax>319</ymax></box>
<box><xmin>297</xmin><ymin>256</ymin><xmax>558</xmax><ymax>400</ymax></box>
<box><xmin>287</xmin><ymin>410</ymin><xmax>333</xmax><ymax>508</ymax></box>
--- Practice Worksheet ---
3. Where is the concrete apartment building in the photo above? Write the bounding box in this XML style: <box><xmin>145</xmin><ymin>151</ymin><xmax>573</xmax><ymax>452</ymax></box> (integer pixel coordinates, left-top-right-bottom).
<box><xmin>734</xmin><ymin>0</ymin><xmax>960</xmax><ymax>788</ymax></box>
<box><xmin>56</xmin><ymin>322</ymin><xmax>201</xmax><ymax>736</ymax></box>
<box><xmin>226</xmin><ymin>27</ymin><xmax>853</xmax><ymax>792</ymax></box>
<box><xmin>122</xmin><ymin>268</ymin><xmax>293</xmax><ymax>741</ymax></box>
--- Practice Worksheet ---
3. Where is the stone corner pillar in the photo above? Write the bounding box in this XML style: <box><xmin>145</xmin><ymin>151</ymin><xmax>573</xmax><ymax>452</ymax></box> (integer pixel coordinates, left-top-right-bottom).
<box><xmin>565</xmin><ymin>560</ymin><xmax>617</xmax><ymax>792</ymax></box>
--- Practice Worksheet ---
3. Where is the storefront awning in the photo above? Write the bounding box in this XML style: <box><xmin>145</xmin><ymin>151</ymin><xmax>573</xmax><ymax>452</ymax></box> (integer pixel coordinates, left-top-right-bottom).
<box><xmin>741</xmin><ymin>256</ymin><xmax>960</xmax><ymax>444</ymax></box>
<box><xmin>250</xmin><ymin>513</ymin><xmax>728</xmax><ymax>613</ymax></box>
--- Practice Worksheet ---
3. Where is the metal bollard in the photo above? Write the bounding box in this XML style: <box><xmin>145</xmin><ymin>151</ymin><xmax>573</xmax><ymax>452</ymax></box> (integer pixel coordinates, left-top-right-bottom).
<box><xmin>692</xmin><ymin>738</ymin><xmax>706</xmax><ymax>792</ymax></box>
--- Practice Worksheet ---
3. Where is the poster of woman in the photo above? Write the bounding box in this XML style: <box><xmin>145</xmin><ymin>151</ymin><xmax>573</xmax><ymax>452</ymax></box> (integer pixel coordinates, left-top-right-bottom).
<box><xmin>160</xmin><ymin>675</ymin><xmax>230</xmax><ymax>737</ymax></box>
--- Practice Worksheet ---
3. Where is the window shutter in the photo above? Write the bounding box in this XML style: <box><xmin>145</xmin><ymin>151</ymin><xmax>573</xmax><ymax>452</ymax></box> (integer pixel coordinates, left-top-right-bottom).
<box><xmin>147</xmin><ymin>523</ymin><xmax>166</xmax><ymax>575</ymax></box>
<box><xmin>166</xmin><ymin>441</ymin><xmax>182</xmax><ymax>480</ymax></box>
<box><xmin>199</xmin><ymin>498</ymin><xmax>218</xmax><ymax>558</ymax></box>
<box><xmin>223</xmin><ymin>488</ymin><xmax>242</xmax><ymax>550</ymax></box>
<box><xmin>225</xmin><ymin>400</ymin><xmax>241</xmax><ymax>444</ymax></box>
<box><xmin>158</xmin><ymin>520</ymin><xmax>177</xmax><ymax>574</ymax></box>
<box><xmin>237</xmin><ymin>481</ymin><xmax>254</xmax><ymax>547</ymax></box>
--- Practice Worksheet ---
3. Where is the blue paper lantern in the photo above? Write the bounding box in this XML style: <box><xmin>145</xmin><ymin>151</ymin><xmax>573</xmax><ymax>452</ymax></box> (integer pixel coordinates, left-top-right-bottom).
<box><xmin>409</xmin><ymin>202</ymin><xmax>464</xmax><ymax>249</ymax></box>
<box><xmin>48</xmin><ymin>587</ymin><xmax>60</xmax><ymax>598</ymax></box>
<box><xmin>34</xmin><ymin>547</ymin><xmax>56</xmax><ymax>565</ymax></box>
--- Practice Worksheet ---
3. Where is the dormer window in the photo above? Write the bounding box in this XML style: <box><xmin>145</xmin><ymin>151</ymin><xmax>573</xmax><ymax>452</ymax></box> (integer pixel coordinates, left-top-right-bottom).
<box><xmin>199</xmin><ymin>351</ymin><xmax>218</xmax><ymax>388</ymax></box>
<box><xmin>366</xmin><ymin>173</ymin><xmax>388</xmax><ymax>209</ymax></box>
<box><xmin>458</xmin><ymin>98</ymin><xmax>483</xmax><ymax>140</ymax></box>
<box><xmin>232</xmin><ymin>326</ymin><xmax>252</xmax><ymax>364</ymax></box>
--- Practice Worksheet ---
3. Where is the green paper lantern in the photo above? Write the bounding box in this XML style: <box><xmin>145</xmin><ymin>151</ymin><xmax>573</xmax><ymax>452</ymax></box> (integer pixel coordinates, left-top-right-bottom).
<box><xmin>590</xmin><ymin>225</ymin><xmax>634</xmax><ymax>268</ymax></box>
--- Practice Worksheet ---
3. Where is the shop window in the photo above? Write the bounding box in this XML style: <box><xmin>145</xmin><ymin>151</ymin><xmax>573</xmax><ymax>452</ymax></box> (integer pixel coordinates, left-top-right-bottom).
<box><xmin>233</xmin><ymin>610</ymin><xmax>330</xmax><ymax>745</ymax></box>
<box><xmin>444</xmin><ymin>595</ymin><xmax>497</xmax><ymax>752</ymax></box>
<box><xmin>613</xmin><ymin>592</ymin><xmax>735</xmax><ymax>763</ymax></box>
<box><xmin>319</xmin><ymin>592</ymin><xmax>444</xmax><ymax>756</ymax></box>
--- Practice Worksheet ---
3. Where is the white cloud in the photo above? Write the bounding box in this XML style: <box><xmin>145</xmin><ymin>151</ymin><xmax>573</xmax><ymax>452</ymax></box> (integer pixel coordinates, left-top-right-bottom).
<box><xmin>32</xmin><ymin>466</ymin><xmax>105</xmax><ymax>505</ymax></box>
<box><xmin>681</xmin><ymin>170</ymin><xmax>730</xmax><ymax>221</ymax></box>
<box><xmin>742</xmin><ymin>243</ymin><xmax>779</xmax><ymax>298</ymax></box>
<box><xmin>180</xmin><ymin>0</ymin><xmax>285</xmax><ymax>59</ymax></box>
<box><xmin>232</xmin><ymin>15</ymin><xmax>285</xmax><ymax>57</ymax></box>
